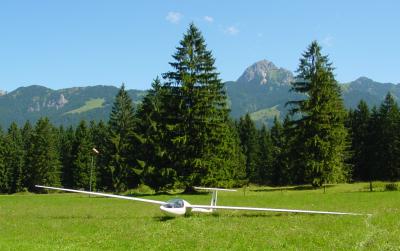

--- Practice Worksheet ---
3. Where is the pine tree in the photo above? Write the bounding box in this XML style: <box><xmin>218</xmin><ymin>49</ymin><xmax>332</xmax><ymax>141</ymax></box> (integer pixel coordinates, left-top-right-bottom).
<box><xmin>162</xmin><ymin>23</ymin><xmax>241</xmax><ymax>190</ymax></box>
<box><xmin>59</xmin><ymin>126</ymin><xmax>75</xmax><ymax>188</ymax></box>
<box><xmin>71</xmin><ymin>120</ymin><xmax>95</xmax><ymax>189</ymax></box>
<box><xmin>287</xmin><ymin>41</ymin><xmax>349</xmax><ymax>187</ymax></box>
<box><xmin>26</xmin><ymin>118</ymin><xmax>61</xmax><ymax>191</ymax></box>
<box><xmin>348</xmin><ymin>100</ymin><xmax>370</xmax><ymax>181</ymax></box>
<box><xmin>90</xmin><ymin>120</ymin><xmax>109</xmax><ymax>190</ymax></box>
<box><xmin>376</xmin><ymin>93</ymin><xmax>400</xmax><ymax>180</ymax></box>
<box><xmin>107</xmin><ymin>84</ymin><xmax>139</xmax><ymax>192</ymax></box>
<box><xmin>0</xmin><ymin>127</ymin><xmax>7</xmax><ymax>193</ymax></box>
<box><xmin>269</xmin><ymin>117</ymin><xmax>286</xmax><ymax>185</ymax></box>
<box><xmin>4</xmin><ymin>122</ymin><xmax>24</xmax><ymax>193</ymax></box>
<box><xmin>136</xmin><ymin>78</ymin><xmax>177</xmax><ymax>191</ymax></box>
<box><xmin>20</xmin><ymin>121</ymin><xmax>33</xmax><ymax>189</ymax></box>
<box><xmin>237</xmin><ymin>114</ymin><xmax>260</xmax><ymax>183</ymax></box>
<box><xmin>364</xmin><ymin>106</ymin><xmax>381</xmax><ymax>186</ymax></box>
<box><xmin>257</xmin><ymin>125</ymin><xmax>273</xmax><ymax>184</ymax></box>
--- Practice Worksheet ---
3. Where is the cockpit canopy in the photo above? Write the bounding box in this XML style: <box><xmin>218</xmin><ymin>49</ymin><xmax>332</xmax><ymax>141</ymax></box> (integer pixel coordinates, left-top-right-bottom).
<box><xmin>164</xmin><ymin>198</ymin><xmax>185</xmax><ymax>208</ymax></box>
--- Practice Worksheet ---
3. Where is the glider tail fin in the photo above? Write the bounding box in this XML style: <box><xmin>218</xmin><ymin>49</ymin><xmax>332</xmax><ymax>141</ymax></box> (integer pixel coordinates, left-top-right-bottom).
<box><xmin>193</xmin><ymin>187</ymin><xmax>237</xmax><ymax>212</ymax></box>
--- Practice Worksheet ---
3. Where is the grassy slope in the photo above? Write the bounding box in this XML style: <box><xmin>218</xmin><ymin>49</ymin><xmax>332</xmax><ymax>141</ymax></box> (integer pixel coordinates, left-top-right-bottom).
<box><xmin>249</xmin><ymin>105</ymin><xmax>281</xmax><ymax>125</ymax></box>
<box><xmin>64</xmin><ymin>98</ymin><xmax>105</xmax><ymax>114</ymax></box>
<box><xmin>0</xmin><ymin>183</ymin><xmax>399</xmax><ymax>250</ymax></box>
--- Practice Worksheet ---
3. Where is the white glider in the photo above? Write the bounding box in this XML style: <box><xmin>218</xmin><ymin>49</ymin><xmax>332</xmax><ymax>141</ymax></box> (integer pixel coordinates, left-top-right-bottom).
<box><xmin>35</xmin><ymin>185</ymin><xmax>368</xmax><ymax>217</ymax></box>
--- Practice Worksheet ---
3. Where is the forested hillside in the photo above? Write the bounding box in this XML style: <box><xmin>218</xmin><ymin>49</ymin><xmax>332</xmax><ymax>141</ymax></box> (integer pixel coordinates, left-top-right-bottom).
<box><xmin>0</xmin><ymin>85</ymin><xmax>145</xmax><ymax>127</ymax></box>
<box><xmin>1</xmin><ymin>67</ymin><xmax>399</xmax><ymax>128</ymax></box>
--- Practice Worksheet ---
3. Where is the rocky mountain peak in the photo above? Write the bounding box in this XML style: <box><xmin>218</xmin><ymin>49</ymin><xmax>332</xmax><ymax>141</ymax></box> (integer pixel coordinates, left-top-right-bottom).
<box><xmin>237</xmin><ymin>59</ymin><xmax>293</xmax><ymax>86</ymax></box>
<box><xmin>354</xmin><ymin>76</ymin><xmax>374</xmax><ymax>83</ymax></box>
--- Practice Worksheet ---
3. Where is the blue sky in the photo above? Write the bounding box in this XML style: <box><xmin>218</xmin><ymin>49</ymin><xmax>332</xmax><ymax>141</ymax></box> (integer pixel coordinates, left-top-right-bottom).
<box><xmin>1</xmin><ymin>0</ymin><xmax>399</xmax><ymax>91</ymax></box>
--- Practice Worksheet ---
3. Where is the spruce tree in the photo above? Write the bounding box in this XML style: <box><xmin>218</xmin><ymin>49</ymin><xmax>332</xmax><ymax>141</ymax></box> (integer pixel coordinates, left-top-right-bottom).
<box><xmin>90</xmin><ymin>120</ymin><xmax>109</xmax><ymax>190</ymax></box>
<box><xmin>107</xmin><ymin>83</ymin><xmax>139</xmax><ymax>191</ymax></box>
<box><xmin>257</xmin><ymin>125</ymin><xmax>273</xmax><ymax>184</ymax></box>
<box><xmin>270</xmin><ymin>117</ymin><xmax>286</xmax><ymax>185</ymax></box>
<box><xmin>364</xmin><ymin>106</ymin><xmax>381</xmax><ymax>185</ymax></box>
<box><xmin>288</xmin><ymin>41</ymin><xmax>349</xmax><ymax>187</ymax></box>
<box><xmin>376</xmin><ymin>93</ymin><xmax>400</xmax><ymax>180</ymax></box>
<box><xmin>59</xmin><ymin>126</ymin><xmax>75</xmax><ymax>188</ymax></box>
<box><xmin>0</xmin><ymin>127</ymin><xmax>7</xmax><ymax>193</ymax></box>
<box><xmin>4</xmin><ymin>122</ymin><xmax>24</xmax><ymax>193</ymax></box>
<box><xmin>71</xmin><ymin>120</ymin><xmax>95</xmax><ymax>189</ymax></box>
<box><xmin>237</xmin><ymin>114</ymin><xmax>260</xmax><ymax>183</ymax></box>
<box><xmin>136</xmin><ymin>78</ymin><xmax>177</xmax><ymax>191</ymax></box>
<box><xmin>348</xmin><ymin>100</ymin><xmax>370</xmax><ymax>181</ymax></box>
<box><xmin>162</xmin><ymin>23</ymin><xmax>241</xmax><ymax>190</ymax></box>
<box><xmin>26</xmin><ymin>118</ymin><xmax>61</xmax><ymax>191</ymax></box>
<box><xmin>20</xmin><ymin>121</ymin><xmax>33</xmax><ymax>189</ymax></box>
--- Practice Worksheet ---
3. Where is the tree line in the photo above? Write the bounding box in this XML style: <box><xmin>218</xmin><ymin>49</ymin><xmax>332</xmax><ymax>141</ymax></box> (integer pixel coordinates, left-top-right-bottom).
<box><xmin>0</xmin><ymin>24</ymin><xmax>399</xmax><ymax>194</ymax></box>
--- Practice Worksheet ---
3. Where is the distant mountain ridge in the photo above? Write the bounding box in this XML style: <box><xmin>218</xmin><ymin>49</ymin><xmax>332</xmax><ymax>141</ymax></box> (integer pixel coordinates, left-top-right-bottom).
<box><xmin>226</xmin><ymin>60</ymin><xmax>400</xmax><ymax>125</ymax></box>
<box><xmin>0</xmin><ymin>60</ymin><xmax>399</xmax><ymax>127</ymax></box>
<box><xmin>0</xmin><ymin>85</ymin><xmax>145</xmax><ymax>127</ymax></box>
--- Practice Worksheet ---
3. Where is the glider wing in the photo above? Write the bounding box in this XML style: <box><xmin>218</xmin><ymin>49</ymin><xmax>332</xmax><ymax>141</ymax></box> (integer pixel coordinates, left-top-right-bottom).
<box><xmin>188</xmin><ymin>204</ymin><xmax>367</xmax><ymax>216</ymax></box>
<box><xmin>35</xmin><ymin>185</ymin><xmax>166</xmax><ymax>205</ymax></box>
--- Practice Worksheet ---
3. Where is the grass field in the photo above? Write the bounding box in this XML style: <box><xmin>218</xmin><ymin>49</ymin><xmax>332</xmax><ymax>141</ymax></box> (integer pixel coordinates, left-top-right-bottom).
<box><xmin>0</xmin><ymin>183</ymin><xmax>399</xmax><ymax>250</ymax></box>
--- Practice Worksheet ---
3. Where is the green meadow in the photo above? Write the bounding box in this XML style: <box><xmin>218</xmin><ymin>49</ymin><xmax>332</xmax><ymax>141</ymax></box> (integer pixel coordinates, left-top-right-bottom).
<box><xmin>0</xmin><ymin>183</ymin><xmax>399</xmax><ymax>251</ymax></box>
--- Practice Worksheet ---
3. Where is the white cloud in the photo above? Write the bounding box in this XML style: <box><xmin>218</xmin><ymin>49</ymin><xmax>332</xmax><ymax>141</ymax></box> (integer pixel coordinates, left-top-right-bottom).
<box><xmin>166</xmin><ymin>12</ymin><xmax>183</xmax><ymax>24</ymax></box>
<box><xmin>322</xmin><ymin>35</ymin><xmax>334</xmax><ymax>47</ymax></box>
<box><xmin>225</xmin><ymin>26</ymin><xmax>239</xmax><ymax>35</ymax></box>
<box><xmin>204</xmin><ymin>16</ymin><xmax>214</xmax><ymax>23</ymax></box>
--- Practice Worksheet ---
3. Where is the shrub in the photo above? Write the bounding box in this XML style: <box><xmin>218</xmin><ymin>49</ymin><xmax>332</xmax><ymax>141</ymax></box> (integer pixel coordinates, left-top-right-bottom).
<box><xmin>385</xmin><ymin>183</ymin><xmax>398</xmax><ymax>191</ymax></box>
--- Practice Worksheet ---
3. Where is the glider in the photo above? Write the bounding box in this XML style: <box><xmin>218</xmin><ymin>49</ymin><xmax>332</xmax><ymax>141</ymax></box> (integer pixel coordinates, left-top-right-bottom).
<box><xmin>35</xmin><ymin>185</ymin><xmax>367</xmax><ymax>217</ymax></box>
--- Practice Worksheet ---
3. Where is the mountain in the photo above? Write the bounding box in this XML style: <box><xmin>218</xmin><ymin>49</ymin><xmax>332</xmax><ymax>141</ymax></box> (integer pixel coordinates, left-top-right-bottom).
<box><xmin>341</xmin><ymin>77</ymin><xmax>400</xmax><ymax>108</ymax></box>
<box><xmin>226</xmin><ymin>61</ymin><xmax>400</xmax><ymax>126</ymax></box>
<box><xmin>226</xmin><ymin>60</ymin><xmax>301</xmax><ymax>121</ymax></box>
<box><xmin>0</xmin><ymin>85</ymin><xmax>145</xmax><ymax>127</ymax></box>
<box><xmin>0</xmin><ymin>60</ymin><xmax>399</xmax><ymax>128</ymax></box>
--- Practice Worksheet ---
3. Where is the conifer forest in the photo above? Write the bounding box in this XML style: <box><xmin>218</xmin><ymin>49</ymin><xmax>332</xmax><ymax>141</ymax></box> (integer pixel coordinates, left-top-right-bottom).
<box><xmin>1</xmin><ymin>24</ymin><xmax>399</xmax><ymax>194</ymax></box>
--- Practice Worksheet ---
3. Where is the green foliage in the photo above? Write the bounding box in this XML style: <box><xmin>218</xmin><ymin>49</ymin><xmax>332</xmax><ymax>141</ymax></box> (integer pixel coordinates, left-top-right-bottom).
<box><xmin>161</xmin><ymin>23</ymin><xmax>243</xmax><ymax>190</ymax></box>
<box><xmin>376</xmin><ymin>93</ymin><xmax>400</xmax><ymax>180</ymax></box>
<box><xmin>106</xmin><ymin>84</ymin><xmax>140</xmax><ymax>192</ymax></box>
<box><xmin>71</xmin><ymin>121</ymin><xmax>95</xmax><ymax>190</ymax></box>
<box><xmin>89</xmin><ymin>120</ymin><xmax>109</xmax><ymax>191</ymax></box>
<box><xmin>256</xmin><ymin>125</ymin><xmax>273</xmax><ymax>184</ymax></box>
<box><xmin>237</xmin><ymin>114</ymin><xmax>260</xmax><ymax>183</ymax></box>
<box><xmin>26</xmin><ymin>118</ymin><xmax>61</xmax><ymax>191</ymax></box>
<box><xmin>288</xmin><ymin>41</ymin><xmax>349</xmax><ymax>187</ymax></box>
<box><xmin>0</xmin><ymin>127</ymin><xmax>7</xmax><ymax>193</ymax></box>
<box><xmin>59</xmin><ymin>126</ymin><xmax>75</xmax><ymax>188</ymax></box>
<box><xmin>384</xmin><ymin>183</ymin><xmax>398</xmax><ymax>191</ymax></box>
<box><xmin>3</xmin><ymin>123</ymin><xmax>25</xmax><ymax>193</ymax></box>
<box><xmin>347</xmin><ymin>100</ymin><xmax>371</xmax><ymax>181</ymax></box>
<box><xmin>136</xmin><ymin>78</ymin><xmax>177</xmax><ymax>191</ymax></box>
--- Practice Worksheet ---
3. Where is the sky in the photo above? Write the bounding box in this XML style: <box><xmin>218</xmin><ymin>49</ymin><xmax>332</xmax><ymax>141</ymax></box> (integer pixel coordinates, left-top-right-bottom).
<box><xmin>1</xmin><ymin>0</ymin><xmax>399</xmax><ymax>92</ymax></box>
